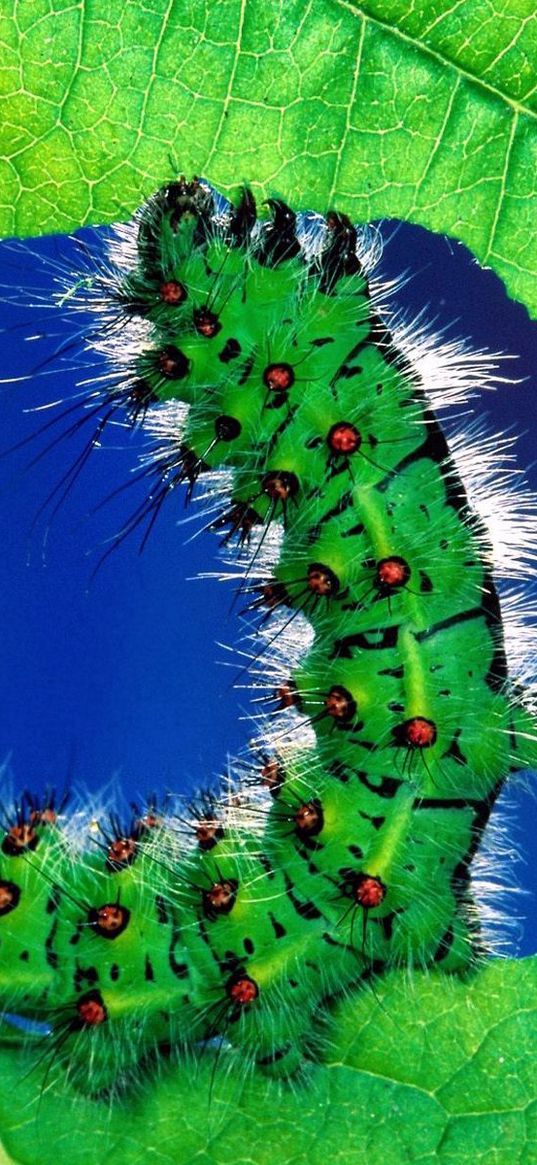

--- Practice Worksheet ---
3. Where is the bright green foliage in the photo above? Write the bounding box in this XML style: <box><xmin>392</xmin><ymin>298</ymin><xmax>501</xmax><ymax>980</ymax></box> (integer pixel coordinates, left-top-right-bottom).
<box><xmin>0</xmin><ymin>1</ymin><xmax>536</xmax><ymax>314</ymax></box>
<box><xmin>0</xmin><ymin>958</ymin><xmax>535</xmax><ymax>1165</ymax></box>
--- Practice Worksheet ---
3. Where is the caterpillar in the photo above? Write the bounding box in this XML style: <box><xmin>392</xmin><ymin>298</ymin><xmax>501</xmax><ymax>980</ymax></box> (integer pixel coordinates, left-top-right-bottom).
<box><xmin>0</xmin><ymin>176</ymin><xmax>535</xmax><ymax>1098</ymax></box>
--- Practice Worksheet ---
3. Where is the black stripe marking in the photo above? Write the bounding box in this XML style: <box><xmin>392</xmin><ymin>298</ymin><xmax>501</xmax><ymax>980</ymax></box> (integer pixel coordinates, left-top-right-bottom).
<box><xmin>266</xmin><ymin>404</ymin><xmax>299</xmax><ymax>457</ymax></box>
<box><xmin>332</xmin><ymin>625</ymin><xmax>399</xmax><ymax>657</ymax></box>
<box><xmin>413</xmin><ymin>797</ymin><xmax>482</xmax><ymax>812</ymax></box>
<box><xmin>434</xmin><ymin>926</ymin><xmax>455</xmax><ymax>963</ymax></box>
<box><xmin>306</xmin><ymin>492</ymin><xmax>353</xmax><ymax>542</ymax></box>
<box><xmin>218</xmin><ymin>338</ymin><xmax>241</xmax><ymax>363</ymax></box>
<box><xmin>238</xmin><ymin>352</ymin><xmax>256</xmax><ymax>384</ymax></box>
<box><xmin>45</xmin><ymin>920</ymin><xmax>59</xmax><ymax>969</ymax></box>
<box><xmin>357</xmin><ymin>771</ymin><xmax>403</xmax><ymax>799</ymax></box>
<box><xmin>415</xmin><ymin>607</ymin><xmax>484</xmax><ymax>643</ymax></box>
<box><xmin>283</xmin><ymin>874</ymin><xmax>322</xmax><ymax>920</ymax></box>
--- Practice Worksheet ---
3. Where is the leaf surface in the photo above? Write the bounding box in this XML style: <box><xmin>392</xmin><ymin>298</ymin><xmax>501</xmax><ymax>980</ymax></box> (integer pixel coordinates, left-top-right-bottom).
<box><xmin>0</xmin><ymin>959</ymin><xmax>535</xmax><ymax>1165</ymax></box>
<box><xmin>0</xmin><ymin>1</ymin><xmax>536</xmax><ymax>312</ymax></box>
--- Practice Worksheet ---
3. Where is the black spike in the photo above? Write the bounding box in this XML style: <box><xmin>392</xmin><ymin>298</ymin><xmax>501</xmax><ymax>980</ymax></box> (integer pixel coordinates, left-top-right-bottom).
<box><xmin>318</xmin><ymin>212</ymin><xmax>363</xmax><ymax>292</ymax></box>
<box><xmin>228</xmin><ymin>187</ymin><xmax>258</xmax><ymax>247</ymax></box>
<box><xmin>257</xmin><ymin>199</ymin><xmax>301</xmax><ymax>266</ymax></box>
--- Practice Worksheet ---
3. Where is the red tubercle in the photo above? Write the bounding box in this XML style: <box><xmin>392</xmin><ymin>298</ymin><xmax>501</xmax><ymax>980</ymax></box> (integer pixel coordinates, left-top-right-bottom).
<box><xmin>195</xmin><ymin>818</ymin><xmax>224</xmax><ymax>851</ymax></box>
<box><xmin>397</xmin><ymin>717</ymin><xmax>437</xmax><ymax>749</ymax></box>
<box><xmin>307</xmin><ymin>563</ymin><xmax>340</xmax><ymax>596</ymax></box>
<box><xmin>376</xmin><ymin>556</ymin><xmax>411</xmax><ymax>591</ymax></box>
<box><xmin>0</xmin><ymin>879</ymin><xmax>20</xmax><ymax>915</ymax></box>
<box><xmin>193</xmin><ymin>307</ymin><xmax>222</xmax><ymax>337</ymax></box>
<box><xmin>327</xmin><ymin>421</ymin><xmax>361</xmax><ymax>455</ymax></box>
<box><xmin>157</xmin><ymin>344</ymin><xmax>190</xmax><ymax>380</ymax></box>
<box><xmin>76</xmin><ymin>991</ymin><xmax>107</xmax><ymax>1027</ymax></box>
<box><xmin>227</xmin><ymin>974</ymin><xmax>259</xmax><ymax>1007</ymax></box>
<box><xmin>263</xmin><ymin>362</ymin><xmax>295</xmax><ymax>393</ymax></box>
<box><xmin>159</xmin><ymin>279</ymin><xmax>187</xmax><ymax>305</ymax></box>
<box><xmin>30</xmin><ymin>807</ymin><xmax>56</xmax><ymax>826</ymax></box>
<box><xmin>88</xmin><ymin>903</ymin><xmax>131</xmax><ymax>939</ymax></box>
<box><xmin>294</xmin><ymin>798</ymin><xmax>324</xmax><ymax>838</ymax></box>
<box><xmin>202</xmin><ymin>879</ymin><xmax>238</xmax><ymax>919</ymax></box>
<box><xmin>262</xmin><ymin>470</ymin><xmax>299</xmax><ymax>502</ymax></box>
<box><xmin>325</xmin><ymin>685</ymin><xmax>357</xmax><ymax>722</ymax></box>
<box><xmin>353</xmin><ymin>873</ymin><xmax>387</xmax><ymax>910</ymax></box>
<box><xmin>106</xmin><ymin>836</ymin><xmax>137</xmax><ymax>870</ymax></box>
<box><xmin>1</xmin><ymin>823</ymin><xmax>38</xmax><ymax>857</ymax></box>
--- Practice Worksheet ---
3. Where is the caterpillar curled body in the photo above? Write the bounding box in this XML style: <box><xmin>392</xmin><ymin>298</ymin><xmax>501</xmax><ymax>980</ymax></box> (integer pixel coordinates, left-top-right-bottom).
<box><xmin>0</xmin><ymin>177</ymin><xmax>536</xmax><ymax>1095</ymax></box>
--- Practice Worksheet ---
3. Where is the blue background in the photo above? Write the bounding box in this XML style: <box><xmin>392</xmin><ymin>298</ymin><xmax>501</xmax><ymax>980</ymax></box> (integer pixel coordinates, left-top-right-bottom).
<box><xmin>0</xmin><ymin>218</ymin><xmax>535</xmax><ymax>955</ymax></box>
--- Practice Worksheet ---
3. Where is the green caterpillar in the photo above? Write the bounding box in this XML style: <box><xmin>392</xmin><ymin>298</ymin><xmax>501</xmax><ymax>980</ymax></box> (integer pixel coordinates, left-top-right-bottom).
<box><xmin>0</xmin><ymin>177</ymin><xmax>535</xmax><ymax>1097</ymax></box>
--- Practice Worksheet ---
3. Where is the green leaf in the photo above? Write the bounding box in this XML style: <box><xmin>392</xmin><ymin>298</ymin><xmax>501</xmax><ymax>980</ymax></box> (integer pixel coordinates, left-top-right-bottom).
<box><xmin>1</xmin><ymin>959</ymin><xmax>535</xmax><ymax>1165</ymax></box>
<box><xmin>0</xmin><ymin>1</ymin><xmax>536</xmax><ymax>314</ymax></box>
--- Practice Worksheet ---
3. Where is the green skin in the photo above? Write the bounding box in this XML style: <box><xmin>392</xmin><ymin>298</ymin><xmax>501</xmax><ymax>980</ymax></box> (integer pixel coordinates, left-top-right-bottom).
<box><xmin>0</xmin><ymin>185</ymin><xmax>535</xmax><ymax>1094</ymax></box>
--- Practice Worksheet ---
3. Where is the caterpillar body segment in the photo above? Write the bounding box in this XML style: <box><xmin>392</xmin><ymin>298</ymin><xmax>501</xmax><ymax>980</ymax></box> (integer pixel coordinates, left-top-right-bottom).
<box><xmin>0</xmin><ymin>178</ymin><xmax>535</xmax><ymax>1093</ymax></box>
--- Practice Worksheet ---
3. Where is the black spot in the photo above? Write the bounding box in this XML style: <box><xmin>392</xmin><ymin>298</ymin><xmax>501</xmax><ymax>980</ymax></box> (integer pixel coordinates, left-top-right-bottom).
<box><xmin>243</xmin><ymin>937</ymin><xmax>255</xmax><ymax>955</ymax></box>
<box><xmin>341</xmin><ymin>521</ymin><xmax>365</xmax><ymax>538</ymax></box>
<box><xmin>238</xmin><ymin>352</ymin><xmax>256</xmax><ymax>384</ymax></box>
<box><xmin>74</xmin><ymin>962</ymin><xmax>99</xmax><ymax>991</ymax></box>
<box><xmin>376</xmin><ymin>912</ymin><xmax>398</xmax><ymax>940</ymax></box>
<box><xmin>268</xmin><ymin>913</ymin><xmax>286</xmax><ymax>939</ymax></box>
<box><xmin>358</xmin><ymin>812</ymin><xmax>385</xmax><ymax>831</ymax></box>
<box><xmin>110</xmin><ymin>963</ymin><xmax>120</xmax><ymax>981</ymax></box>
<box><xmin>144</xmin><ymin>956</ymin><xmax>155</xmax><ymax>982</ymax></box>
<box><xmin>46</xmin><ymin>888</ymin><xmax>61</xmax><ymax>914</ymax></box>
<box><xmin>335</xmin><ymin>362</ymin><xmax>363</xmax><ymax>379</ymax></box>
<box><xmin>218</xmin><ymin>337</ymin><xmax>242</xmax><ymax>363</ymax></box>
